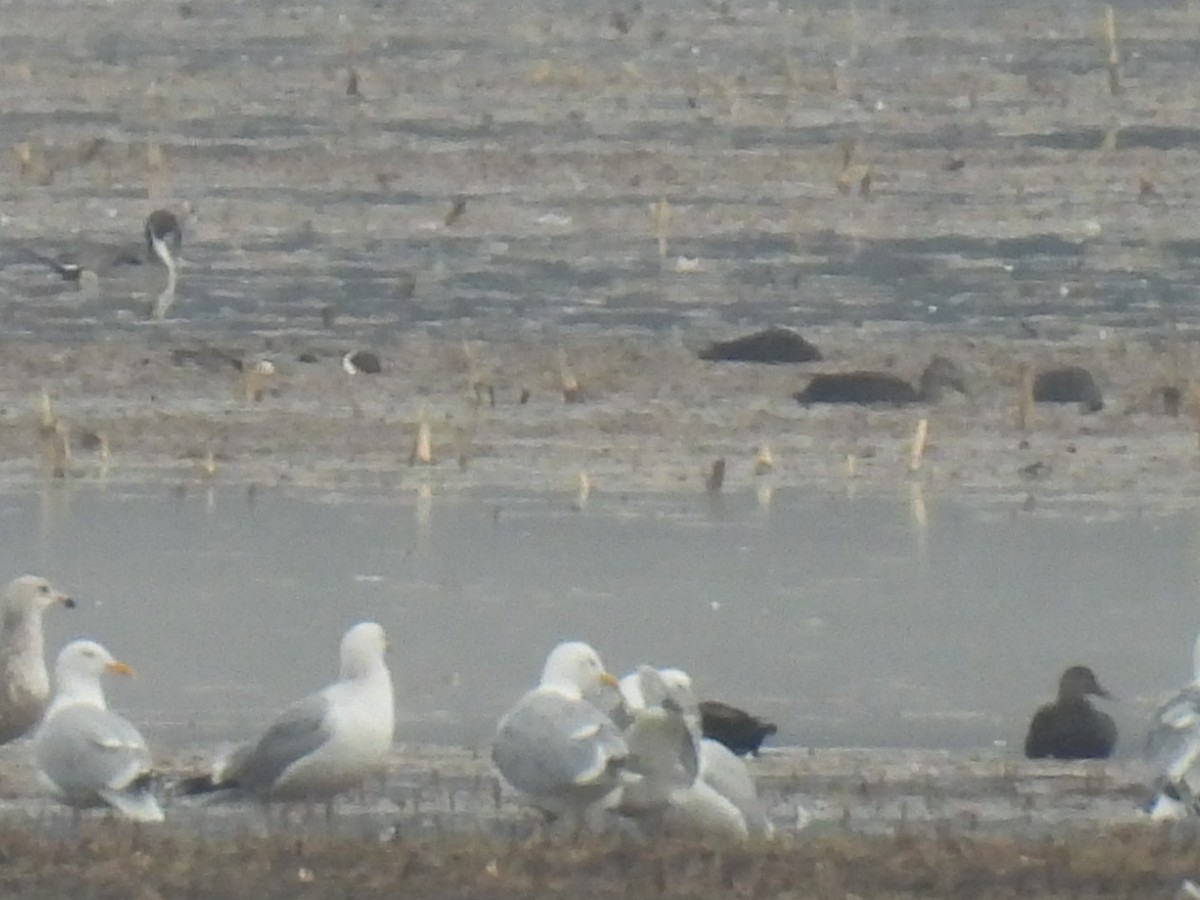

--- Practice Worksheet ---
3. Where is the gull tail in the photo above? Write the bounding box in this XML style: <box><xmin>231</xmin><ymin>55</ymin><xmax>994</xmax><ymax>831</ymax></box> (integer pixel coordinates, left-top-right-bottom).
<box><xmin>100</xmin><ymin>777</ymin><xmax>165</xmax><ymax>823</ymax></box>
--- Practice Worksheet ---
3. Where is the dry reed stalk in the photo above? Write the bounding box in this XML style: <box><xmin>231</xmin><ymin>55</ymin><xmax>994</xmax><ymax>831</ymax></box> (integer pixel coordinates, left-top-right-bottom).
<box><xmin>38</xmin><ymin>390</ymin><xmax>56</xmax><ymax>439</ymax></box>
<box><xmin>651</xmin><ymin>197</ymin><xmax>671</xmax><ymax>258</ymax></box>
<box><xmin>14</xmin><ymin>141</ymin><xmax>52</xmax><ymax>185</ymax></box>
<box><xmin>844</xmin><ymin>452</ymin><xmax>857</xmax><ymax>478</ymax></box>
<box><xmin>1017</xmin><ymin>363</ymin><xmax>1035</xmax><ymax>432</ymax></box>
<box><xmin>557</xmin><ymin>349</ymin><xmax>583</xmax><ymax>403</ymax></box>
<box><xmin>907</xmin><ymin>418</ymin><xmax>928</xmax><ymax>473</ymax></box>
<box><xmin>754</xmin><ymin>444</ymin><xmax>774</xmax><ymax>475</ymax></box>
<box><xmin>410</xmin><ymin>408</ymin><xmax>434</xmax><ymax>466</ymax></box>
<box><xmin>41</xmin><ymin>422</ymin><xmax>70</xmax><ymax>479</ymax></box>
<box><xmin>146</xmin><ymin>142</ymin><xmax>167</xmax><ymax>199</ymax></box>
<box><xmin>444</xmin><ymin>196</ymin><xmax>467</xmax><ymax>227</ymax></box>
<box><xmin>573</xmin><ymin>469</ymin><xmax>591</xmax><ymax>511</ymax></box>
<box><xmin>1102</xmin><ymin>6</ymin><xmax>1121</xmax><ymax>95</ymax></box>
<box><xmin>836</xmin><ymin>139</ymin><xmax>856</xmax><ymax>194</ymax></box>
<box><xmin>198</xmin><ymin>449</ymin><xmax>218</xmax><ymax>478</ymax></box>
<box><xmin>705</xmin><ymin>458</ymin><xmax>726</xmax><ymax>494</ymax></box>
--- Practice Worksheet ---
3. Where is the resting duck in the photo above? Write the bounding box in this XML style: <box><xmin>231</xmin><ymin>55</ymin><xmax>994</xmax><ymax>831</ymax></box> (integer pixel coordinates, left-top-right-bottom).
<box><xmin>698</xmin><ymin>699</ymin><xmax>777</xmax><ymax>757</ymax></box>
<box><xmin>1024</xmin><ymin>665</ymin><xmax>1116</xmax><ymax>760</ymax></box>
<box><xmin>794</xmin><ymin>355</ymin><xmax>967</xmax><ymax>406</ymax></box>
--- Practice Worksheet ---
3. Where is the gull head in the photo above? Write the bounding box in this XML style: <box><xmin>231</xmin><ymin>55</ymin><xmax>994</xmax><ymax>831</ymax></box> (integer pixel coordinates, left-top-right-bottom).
<box><xmin>5</xmin><ymin>575</ymin><xmax>75</xmax><ymax>615</ymax></box>
<box><xmin>540</xmin><ymin>640</ymin><xmax>618</xmax><ymax>696</ymax></box>
<box><xmin>340</xmin><ymin>621</ymin><xmax>389</xmax><ymax>679</ymax></box>
<box><xmin>54</xmin><ymin>640</ymin><xmax>133</xmax><ymax>686</ymax></box>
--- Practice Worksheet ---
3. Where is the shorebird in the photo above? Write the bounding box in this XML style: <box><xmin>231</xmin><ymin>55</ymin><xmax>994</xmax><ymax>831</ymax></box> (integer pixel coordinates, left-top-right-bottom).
<box><xmin>26</xmin><ymin>209</ymin><xmax>182</xmax><ymax>318</ymax></box>
<box><xmin>144</xmin><ymin>209</ymin><xmax>182</xmax><ymax>318</ymax></box>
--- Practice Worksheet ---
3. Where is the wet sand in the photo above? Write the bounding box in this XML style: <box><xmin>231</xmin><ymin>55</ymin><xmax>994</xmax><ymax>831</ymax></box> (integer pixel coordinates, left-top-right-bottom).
<box><xmin>4</xmin><ymin>326</ymin><xmax>1200</xmax><ymax>514</ymax></box>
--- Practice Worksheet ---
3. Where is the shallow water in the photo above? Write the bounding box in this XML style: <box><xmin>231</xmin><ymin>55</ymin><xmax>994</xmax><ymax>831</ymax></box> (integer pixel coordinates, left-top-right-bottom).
<box><xmin>4</xmin><ymin>482</ymin><xmax>1196</xmax><ymax>755</ymax></box>
<box><xmin>3</xmin><ymin>0</ymin><xmax>1200</xmax><ymax>344</ymax></box>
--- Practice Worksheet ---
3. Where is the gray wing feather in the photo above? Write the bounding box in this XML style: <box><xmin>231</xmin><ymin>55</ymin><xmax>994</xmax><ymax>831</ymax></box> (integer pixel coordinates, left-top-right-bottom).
<box><xmin>37</xmin><ymin>706</ymin><xmax>151</xmax><ymax>795</ymax></box>
<box><xmin>493</xmin><ymin>691</ymin><xmax>626</xmax><ymax>799</ymax></box>
<box><xmin>1146</xmin><ymin>685</ymin><xmax>1200</xmax><ymax>780</ymax></box>
<box><xmin>228</xmin><ymin>694</ymin><xmax>334</xmax><ymax>792</ymax></box>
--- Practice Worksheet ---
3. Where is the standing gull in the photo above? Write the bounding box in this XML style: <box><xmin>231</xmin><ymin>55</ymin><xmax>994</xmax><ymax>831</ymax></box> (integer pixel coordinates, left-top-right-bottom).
<box><xmin>179</xmin><ymin>622</ymin><xmax>394</xmax><ymax>803</ymax></box>
<box><xmin>492</xmin><ymin>641</ymin><xmax>627</xmax><ymax>830</ymax></box>
<box><xmin>35</xmin><ymin>640</ymin><xmax>162</xmax><ymax>822</ymax></box>
<box><xmin>0</xmin><ymin>575</ymin><xmax>75</xmax><ymax>745</ymax></box>
<box><xmin>619</xmin><ymin>666</ymin><xmax>775</xmax><ymax>839</ymax></box>
<box><xmin>1145</xmin><ymin>632</ymin><xmax>1200</xmax><ymax>818</ymax></box>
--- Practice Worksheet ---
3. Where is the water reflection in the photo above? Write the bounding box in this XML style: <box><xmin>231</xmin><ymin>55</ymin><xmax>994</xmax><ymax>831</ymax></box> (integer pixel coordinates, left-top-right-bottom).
<box><xmin>4</xmin><ymin>483</ymin><xmax>1198</xmax><ymax>756</ymax></box>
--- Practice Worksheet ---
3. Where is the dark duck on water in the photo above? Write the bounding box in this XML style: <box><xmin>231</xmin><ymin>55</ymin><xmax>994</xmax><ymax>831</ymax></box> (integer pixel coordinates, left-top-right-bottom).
<box><xmin>1024</xmin><ymin>665</ymin><xmax>1116</xmax><ymax>760</ymax></box>
<box><xmin>794</xmin><ymin>355</ymin><xmax>968</xmax><ymax>406</ymax></box>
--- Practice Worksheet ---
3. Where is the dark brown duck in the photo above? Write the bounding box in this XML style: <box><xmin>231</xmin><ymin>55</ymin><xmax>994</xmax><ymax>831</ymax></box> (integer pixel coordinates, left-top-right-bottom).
<box><xmin>699</xmin><ymin>699</ymin><xmax>777</xmax><ymax>756</ymax></box>
<box><xmin>1024</xmin><ymin>665</ymin><xmax>1116</xmax><ymax>760</ymax></box>
<box><xmin>698</xmin><ymin>327</ymin><xmax>822</xmax><ymax>364</ymax></box>
<box><xmin>794</xmin><ymin>355</ymin><xmax>967</xmax><ymax>406</ymax></box>
<box><xmin>1032</xmin><ymin>366</ymin><xmax>1103</xmax><ymax>412</ymax></box>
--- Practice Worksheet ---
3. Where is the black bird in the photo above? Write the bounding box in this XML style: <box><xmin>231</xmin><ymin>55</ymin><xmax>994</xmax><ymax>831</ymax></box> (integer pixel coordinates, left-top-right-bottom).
<box><xmin>144</xmin><ymin>209</ymin><xmax>182</xmax><ymax>267</ymax></box>
<box><xmin>28</xmin><ymin>210</ymin><xmax>181</xmax><ymax>281</ymax></box>
<box><xmin>1024</xmin><ymin>665</ymin><xmax>1117</xmax><ymax>760</ymax></box>
<box><xmin>698</xmin><ymin>327</ymin><xmax>822</xmax><ymax>364</ymax></box>
<box><xmin>26</xmin><ymin>209</ymin><xmax>181</xmax><ymax>317</ymax></box>
<box><xmin>1033</xmin><ymin>366</ymin><xmax>1103</xmax><ymax>412</ymax></box>
<box><xmin>699</xmin><ymin>699</ymin><xmax>777</xmax><ymax>756</ymax></box>
<box><xmin>794</xmin><ymin>355</ymin><xmax>967</xmax><ymax>406</ymax></box>
<box><xmin>342</xmin><ymin>350</ymin><xmax>382</xmax><ymax>375</ymax></box>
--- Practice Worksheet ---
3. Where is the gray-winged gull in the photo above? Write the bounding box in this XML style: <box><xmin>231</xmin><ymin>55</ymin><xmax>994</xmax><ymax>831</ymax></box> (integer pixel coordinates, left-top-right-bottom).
<box><xmin>179</xmin><ymin>621</ymin><xmax>393</xmax><ymax>804</ymax></box>
<box><xmin>0</xmin><ymin>575</ymin><xmax>75</xmax><ymax>744</ymax></box>
<box><xmin>492</xmin><ymin>640</ymin><xmax>627</xmax><ymax>830</ymax></box>
<box><xmin>1145</xmin><ymin>632</ymin><xmax>1200</xmax><ymax>818</ymax></box>
<box><xmin>619</xmin><ymin>666</ymin><xmax>775</xmax><ymax>839</ymax></box>
<box><xmin>35</xmin><ymin>639</ymin><xmax>162</xmax><ymax>822</ymax></box>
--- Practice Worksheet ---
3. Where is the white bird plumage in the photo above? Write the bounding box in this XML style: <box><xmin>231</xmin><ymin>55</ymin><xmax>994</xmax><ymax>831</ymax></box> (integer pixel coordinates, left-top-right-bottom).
<box><xmin>35</xmin><ymin>639</ymin><xmax>162</xmax><ymax>823</ymax></box>
<box><xmin>618</xmin><ymin>665</ymin><xmax>775</xmax><ymax>840</ymax></box>
<box><xmin>1145</xmin><ymin>632</ymin><xmax>1200</xmax><ymax>818</ymax></box>
<box><xmin>492</xmin><ymin>641</ymin><xmax>627</xmax><ymax>829</ymax></box>
<box><xmin>0</xmin><ymin>575</ymin><xmax>74</xmax><ymax>744</ymax></box>
<box><xmin>180</xmin><ymin>621</ymin><xmax>394</xmax><ymax>803</ymax></box>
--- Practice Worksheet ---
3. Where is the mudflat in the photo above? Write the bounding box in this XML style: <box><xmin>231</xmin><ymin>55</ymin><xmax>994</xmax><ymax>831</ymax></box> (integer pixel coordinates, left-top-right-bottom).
<box><xmin>0</xmin><ymin>0</ymin><xmax>1195</xmax><ymax>891</ymax></box>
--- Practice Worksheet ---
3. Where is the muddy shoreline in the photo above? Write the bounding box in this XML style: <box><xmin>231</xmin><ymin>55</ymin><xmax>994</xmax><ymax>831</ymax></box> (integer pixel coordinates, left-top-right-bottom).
<box><xmin>3</xmin><ymin>325</ymin><xmax>1199</xmax><ymax>515</ymax></box>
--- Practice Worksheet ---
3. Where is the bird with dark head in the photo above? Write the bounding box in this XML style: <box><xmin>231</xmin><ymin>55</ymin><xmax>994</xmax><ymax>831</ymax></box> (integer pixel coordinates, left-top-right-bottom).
<box><xmin>1024</xmin><ymin>665</ymin><xmax>1116</xmax><ymax>760</ymax></box>
<box><xmin>794</xmin><ymin>355</ymin><xmax>968</xmax><ymax>406</ymax></box>
<box><xmin>144</xmin><ymin>209</ymin><xmax>182</xmax><ymax>318</ymax></box>
<box><xmin>1032</xmin><ymin>365</ymin><xmax>1104</xmax><ymax>412</ymax></box>
<box><xmin>698</xmin><ymin>699</ymin><xmax>777</xmax><ymax>756</ymax></box>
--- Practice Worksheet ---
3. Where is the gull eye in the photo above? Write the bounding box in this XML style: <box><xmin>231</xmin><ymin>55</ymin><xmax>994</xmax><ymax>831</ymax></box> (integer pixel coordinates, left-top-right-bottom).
<box><xmin>38</xmin><ymin>584</ymin><xmax>49</xmax><ymax>594</ymax></box>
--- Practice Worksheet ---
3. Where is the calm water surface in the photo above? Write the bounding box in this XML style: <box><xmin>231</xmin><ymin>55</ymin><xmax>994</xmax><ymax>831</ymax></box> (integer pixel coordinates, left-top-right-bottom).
<box><xmin>2</xmin><ymin>483</ymin><xmax>1197</xmax><ymax>756</ymax></box>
